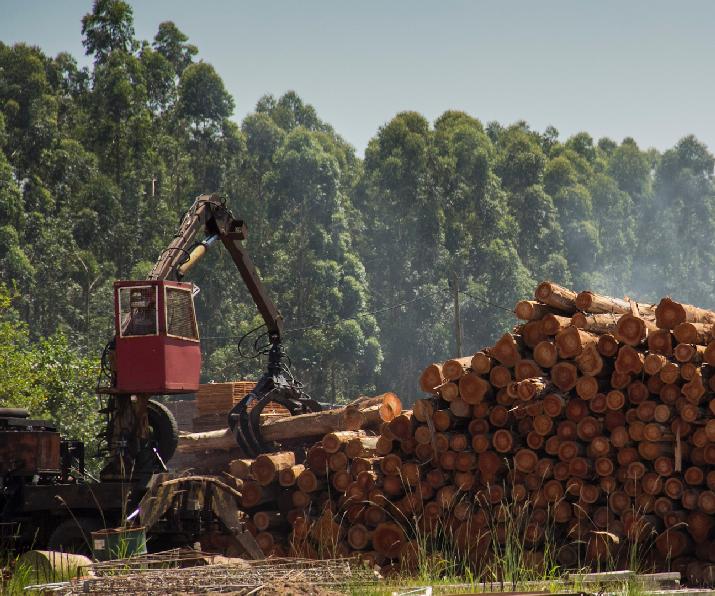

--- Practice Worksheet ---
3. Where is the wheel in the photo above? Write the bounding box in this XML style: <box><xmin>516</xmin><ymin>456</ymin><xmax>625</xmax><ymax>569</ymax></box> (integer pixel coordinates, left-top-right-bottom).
<box><xmin>0</xmin><ymin>408</ymin><xmax>29</xmax><ymax>418</ymax></box>
<box><xmin>47</xmin><ymin>517</ymin><xmax>103</xmax><ymax>555</ymax></box>
<box><xmin>147</xmin><ymin>399</ymin><xmax>179</xmax><ymax>464</ymax></box>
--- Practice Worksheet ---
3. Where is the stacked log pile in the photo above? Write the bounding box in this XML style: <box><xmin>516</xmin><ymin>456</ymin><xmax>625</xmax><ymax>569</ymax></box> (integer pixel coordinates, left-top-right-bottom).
<box><xmin>175</xmin><ymin>282</ymin><xmax>715</xmax><ymax>585</ymax></box>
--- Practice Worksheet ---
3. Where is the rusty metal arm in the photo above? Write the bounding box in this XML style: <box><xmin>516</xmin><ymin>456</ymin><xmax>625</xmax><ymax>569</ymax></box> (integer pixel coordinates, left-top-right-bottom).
<box><xmin>147</xmin><ymin>194</ymin><xmax>284</xmax><ymax>338</ymax></box>
<box><xmin>147</xmin><ymin>197</ymin><xmax>212</xmax><ymax>282</ymax></box>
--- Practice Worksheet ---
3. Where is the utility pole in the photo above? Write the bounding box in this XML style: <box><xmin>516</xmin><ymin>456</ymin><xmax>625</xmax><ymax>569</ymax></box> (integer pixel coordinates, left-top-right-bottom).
<box><xmin>452</xmin><ymin>271</ymin><xmax>463</xmax><ymax>356</ymax></box>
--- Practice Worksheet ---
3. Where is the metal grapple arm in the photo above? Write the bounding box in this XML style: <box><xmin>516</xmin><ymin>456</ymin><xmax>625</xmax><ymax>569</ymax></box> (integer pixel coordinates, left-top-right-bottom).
<box><xmin>149</xmin><ymin>194</ymin><xmax>320</xmax><ymax>456</ymax></box>
<box><xmin>148</xmin><ymin>194</ymin><xmax>284</xmax><ymax>340</ymax></box>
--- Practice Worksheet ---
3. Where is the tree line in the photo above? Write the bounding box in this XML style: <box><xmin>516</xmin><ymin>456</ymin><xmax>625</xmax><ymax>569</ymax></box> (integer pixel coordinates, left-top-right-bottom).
<box><xmin>1</xmin><ymin>1</ymin><xmax>714</xmax><ymax>443</ymax></box>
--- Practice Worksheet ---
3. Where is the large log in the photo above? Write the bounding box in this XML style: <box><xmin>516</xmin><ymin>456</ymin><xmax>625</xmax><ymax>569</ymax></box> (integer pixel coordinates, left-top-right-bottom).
<box><xmin>176</xmin><ymin>428</ymin><xmax>237</xmax><ymax>453</ymax></box>
<box><xmin>575</xmin><ymin>291</ymin><xmax>632</xmax><ymax>314</ymax></box>
<box><xmin>656</xmin><ymin>297</ymin><xmax>715</xmax><ymax>329</ymax></box>
<box><xmin>177</xmin><ymin>405</ymin><xmax>366</xmax><ymax>453</ymax></box>
<box><xmin>571</xmin><ymin>312</ymin><xmax>619</xmax><ymax>334</ymax></box>
<box><xmin>515</xmin><ymin>300</ymin><xmax>557</xmax><ymax>321</ymax></box>
<box><xmin>535</xmin><ymin>282</ymin><xmax>578</xmax><ymax>313</ymax></box>
<box><xmin>261</xmin><ymin>406</ymin><xmax>365</xmax><ymax>442</ymax></box>
<box><xmin>615</xmin><ymin>313</ymin><xmax>653</xmax><ymax>346</ymax></box>
<box><xmin>542</xmin><ymin>314</ymin><xmax>573</xmax><ymax>336</ymax></box>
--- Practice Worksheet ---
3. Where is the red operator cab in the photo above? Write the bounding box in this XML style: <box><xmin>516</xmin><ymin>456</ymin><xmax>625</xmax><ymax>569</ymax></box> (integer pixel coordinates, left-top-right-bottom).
<box><xmin>113</xmin><ymin>280</ymin><xmax>201</xmax><ymax>394</ymax></box>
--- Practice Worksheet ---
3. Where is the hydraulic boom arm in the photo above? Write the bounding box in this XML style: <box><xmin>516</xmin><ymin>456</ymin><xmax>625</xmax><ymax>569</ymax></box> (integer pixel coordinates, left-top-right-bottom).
<box><xmin>148</xmin><ymin>194</ymin><xmax>284</xmax><ymax>339</ymax></box>
<box><xmin>147</xmin><ymin>194</ymin><xmax>320</xmax><ymax>456</ymax></box>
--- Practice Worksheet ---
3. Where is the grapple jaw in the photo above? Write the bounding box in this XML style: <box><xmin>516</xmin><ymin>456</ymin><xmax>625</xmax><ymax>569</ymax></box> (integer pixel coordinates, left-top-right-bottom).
<box><xmin>227</xmin><ymin>342</ymin><xmax>321</xmax><ymax>457</ymax></box>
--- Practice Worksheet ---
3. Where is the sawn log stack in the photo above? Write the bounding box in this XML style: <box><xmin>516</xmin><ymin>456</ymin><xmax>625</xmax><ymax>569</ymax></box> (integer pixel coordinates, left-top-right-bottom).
<box><xmin>176</xmin><ymin>281</ymin><xmax>715</xmax><ymax>585</ymax></box>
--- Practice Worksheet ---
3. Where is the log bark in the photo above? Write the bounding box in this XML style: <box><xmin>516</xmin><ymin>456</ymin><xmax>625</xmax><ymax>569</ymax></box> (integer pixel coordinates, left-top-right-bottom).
<box><xmin>575</xmin><ymin>291</ymin><xmax>643</xmax><ymax>315</ymax></box>
<box><xmin>177</xmin><ymin>428</ymin><xmax>236</xmax><ymax>453</ymax></box>
<box><xmin>348</xmin><ymin>392</ymin><xmax>402</xmax><ymax>420</ymax></box>
<box><xmin>345</xmin><ymin>436</ymin><xmax>379</xmax><ymax>459</ymax></box>
<box><xmin>534</xmin><ymin>282</ymin><xmax>578</xmax><ymax>313</ymax></box>
<box><xmin>542</xmin><ymin>314</ymin><xmax>573</xmax><ymax>336</ymax></box>
<box><xmin>571</xmin><ymin>312</ymin><xmax>619</xmax><ymax>334</ymax></box>
<box><xmin>261</xmin><ymin>406</ymin><xmax>365</xmax><ymax>442</ymax></box>
<box><xmin>515</xmin><ymin>300</ymin><xmax>557</xmax><ymax>321</ymax></box>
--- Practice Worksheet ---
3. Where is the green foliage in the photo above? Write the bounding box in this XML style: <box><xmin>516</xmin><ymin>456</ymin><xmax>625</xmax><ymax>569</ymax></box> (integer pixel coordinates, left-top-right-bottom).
<box><xmin>178</xmin><ymin>62</ymin><xmax>234</xmax><ymax>124</ymax></box>
<box><xmin>153</xmin><ymin>21</ymin><xmax>197</xmax><ymax>76</ymax></box>
<box><xmin>81</xmin><ymin>0</ymin><xmax>136</xmax><ymax>63</ymax></box>
<box><xmin>1</xmin><ymin>11</ymin><xmax>714</xmax><ymax>431</ymax></box>
<box><xmin>0</xmin><ymin>284</ymin><xmax>101</xmax><ymax>459</ymax></box>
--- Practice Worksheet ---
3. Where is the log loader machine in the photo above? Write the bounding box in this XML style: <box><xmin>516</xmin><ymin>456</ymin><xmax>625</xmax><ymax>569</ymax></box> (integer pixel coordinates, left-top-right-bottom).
<box><xmin>0</xmin><ymin>194</ymin><xmax>320</xmax><ymax>554</ymax></box>
<box><xmin>100</xmin><ymin>193</ymin><xmax>321</xmax><ymax>477</ymax></box>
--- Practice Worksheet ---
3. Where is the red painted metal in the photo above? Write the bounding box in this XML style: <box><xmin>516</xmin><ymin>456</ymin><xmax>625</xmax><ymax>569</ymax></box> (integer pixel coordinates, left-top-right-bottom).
<box><xmin>113</xmin><ymin>280</ymin><xmax>201</xmax><ymax>394</ymax></box>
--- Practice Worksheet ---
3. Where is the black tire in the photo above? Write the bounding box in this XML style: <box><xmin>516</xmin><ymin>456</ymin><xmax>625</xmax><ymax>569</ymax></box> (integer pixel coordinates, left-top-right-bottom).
<box><xmin>47</xmin><ymin>517</ymin><xmax>103</xmax><ymax>555</ymax></box>
<box><xmin>0</xmin><ymin>408</ymin><xmax>29</xmax><ymax>418</ymax></box>
<box><xmin>147</xmin><ymin>399</ymin><xmax>179</xmax><ymax>464</ymax></box>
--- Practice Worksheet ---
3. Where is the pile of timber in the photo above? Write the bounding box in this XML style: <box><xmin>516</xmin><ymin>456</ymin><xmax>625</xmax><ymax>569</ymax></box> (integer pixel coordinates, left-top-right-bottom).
<box><xmin>195</xmin><ymin>382</ymin><xmax>255</xmax><ymax>413</ymax></box>
<box><xmin>174</xmin><ymin>282</ymin><xmax>715</xmax><ymax>585</ymax></box>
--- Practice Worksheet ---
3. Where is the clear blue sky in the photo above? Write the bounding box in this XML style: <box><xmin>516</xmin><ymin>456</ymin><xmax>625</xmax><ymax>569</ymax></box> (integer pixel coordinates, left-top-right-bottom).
<box><xmin>2</xmin><ymin>0</ymin><xmax>714</xmax><ymax>155</ymax></box>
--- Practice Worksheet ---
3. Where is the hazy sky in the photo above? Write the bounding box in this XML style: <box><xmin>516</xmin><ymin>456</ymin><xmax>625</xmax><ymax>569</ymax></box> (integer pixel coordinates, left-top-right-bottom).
<box><xmin>2</xmin><ymin>1</ymin><xmax>714</xmax><ymax>155</ymax></box>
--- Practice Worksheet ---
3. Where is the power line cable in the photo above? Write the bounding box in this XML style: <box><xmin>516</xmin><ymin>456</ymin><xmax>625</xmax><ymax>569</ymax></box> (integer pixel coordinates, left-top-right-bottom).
<box><xmin>200</xmin><ymin>288</ymin><xmax>445</xmax><ymax>341</ymax></box>
<box><xmin>285</xmin><ymin>288</ymin><xmax>445</xmax><ymax>334</ymax></box>
<box><xmin>459</xmin><ymin>289</ymin><xmax>516</xmax><ymax>315</ymax></box>
<box><xmin>199</xmin><ymin>286</ymin><xmax>515</xmax><ymax>345</ymax></box>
